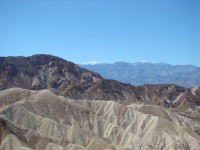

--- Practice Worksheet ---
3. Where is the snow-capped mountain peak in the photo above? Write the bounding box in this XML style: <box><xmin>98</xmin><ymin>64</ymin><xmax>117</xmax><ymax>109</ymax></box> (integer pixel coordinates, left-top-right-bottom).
<box><xmin>83</xmin><ymin>61</ymin><xmax>101</xmax><ymax>65</ymax></box>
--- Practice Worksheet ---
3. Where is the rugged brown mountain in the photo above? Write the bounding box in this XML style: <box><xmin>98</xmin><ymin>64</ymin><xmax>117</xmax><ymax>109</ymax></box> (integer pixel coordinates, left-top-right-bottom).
<box><xmin>1</xmin><ymin>55</ymin><xmax>200</xmax><ymax>150</ymax></box>
<box><xmin>0</xmin><ymin>54</ymin><xmax>199</xmax><ymax>109</ymax></box>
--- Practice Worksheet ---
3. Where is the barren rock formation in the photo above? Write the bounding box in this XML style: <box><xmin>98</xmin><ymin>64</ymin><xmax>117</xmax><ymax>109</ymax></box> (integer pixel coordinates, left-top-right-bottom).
<box><xmin>0</xmin><ymin>88</ymin><xmax>200</xmax><ymax>150</ymax></box>
<box><xmin>0</xmin><ymin>55</ymin><xmax>200</xmax><ymax>150</ymax></box>
<box><xmin>0</xmin><ymin>55</ymin><xmax>199</xmax><ymax>109</ymax></box>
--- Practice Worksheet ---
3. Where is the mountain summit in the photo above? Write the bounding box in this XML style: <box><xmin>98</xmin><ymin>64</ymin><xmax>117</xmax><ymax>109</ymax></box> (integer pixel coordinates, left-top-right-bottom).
<box><xmin>83</xmin><ymin>61</ymin><xmax>101</xmax><ymax>65</ymax></box>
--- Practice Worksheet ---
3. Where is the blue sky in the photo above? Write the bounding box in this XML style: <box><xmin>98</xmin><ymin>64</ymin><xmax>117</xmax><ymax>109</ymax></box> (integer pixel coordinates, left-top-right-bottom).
<box><xmin>0</xmin><ymin>0</ymin><xmax>200</xmax><ymax>66</ymax></box>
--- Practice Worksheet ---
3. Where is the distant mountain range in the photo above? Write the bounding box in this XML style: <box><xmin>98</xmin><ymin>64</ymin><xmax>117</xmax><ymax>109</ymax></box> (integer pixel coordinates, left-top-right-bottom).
<box><xmin>79</xmin><ymin>62</ymin><xmax>200</xmax><ymax>88</ymax></box>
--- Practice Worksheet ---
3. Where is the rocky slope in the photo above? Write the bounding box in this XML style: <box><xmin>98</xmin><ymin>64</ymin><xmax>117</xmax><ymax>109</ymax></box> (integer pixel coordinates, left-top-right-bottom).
<box><xmin>0</xmin><ymin>55</ymin><xmax>200</xmax><ymax>150</ymax></box>
<box><xmin>80</xmin><ymin>62</ymin><xmax>200</xmax><ymax>88</ymax></box>
<box><xmin>0</xmin><ymin>55</ymin><xmax>199</xmax><ymax>109</ymax></box>
<box><xmin>0</xmin><ymin>88</ymin><xmax>200</xmax><ymax>150</ymax></box>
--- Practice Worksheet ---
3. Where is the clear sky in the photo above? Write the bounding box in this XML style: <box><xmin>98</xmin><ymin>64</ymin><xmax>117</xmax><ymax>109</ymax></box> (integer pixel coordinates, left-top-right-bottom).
<box><xmin>0</xmin><ymin>0</ymin><xmax>200</xmax><ymax>66</ymax></box>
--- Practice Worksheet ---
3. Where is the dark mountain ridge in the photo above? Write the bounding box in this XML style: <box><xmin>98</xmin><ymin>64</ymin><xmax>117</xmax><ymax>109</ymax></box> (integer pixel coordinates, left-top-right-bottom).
<box><xmin>0</xmin><ymin>54</ymin><xmax>199</xmax><ymax>110</ymax></box>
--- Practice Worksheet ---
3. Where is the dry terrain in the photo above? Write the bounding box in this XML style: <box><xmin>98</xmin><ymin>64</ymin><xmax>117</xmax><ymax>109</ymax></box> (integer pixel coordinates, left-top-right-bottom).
<box><xmin>0</xmin><ymin>88</ymin><xmax>200</xmax><ymax>150</ymax></box>
<box><xmin>0</xmin><ymin>55</ymin><xmax>200</xmax><ymax>150</ymax></box>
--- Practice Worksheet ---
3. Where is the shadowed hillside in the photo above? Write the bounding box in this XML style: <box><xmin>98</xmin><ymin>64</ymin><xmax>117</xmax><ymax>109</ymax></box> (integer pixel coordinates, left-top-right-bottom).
<box><xmin>1</xmin><ymin>54</ymin><xmax>199</xmax><ymax>109</ymax></box>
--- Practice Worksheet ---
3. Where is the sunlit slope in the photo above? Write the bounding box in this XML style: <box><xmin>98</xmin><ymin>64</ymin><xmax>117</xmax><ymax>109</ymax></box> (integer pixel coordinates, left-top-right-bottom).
<box><xmin>0</xmin><ymin>88</ymin><xmax>200</xmax><ymax>150</ymax></box>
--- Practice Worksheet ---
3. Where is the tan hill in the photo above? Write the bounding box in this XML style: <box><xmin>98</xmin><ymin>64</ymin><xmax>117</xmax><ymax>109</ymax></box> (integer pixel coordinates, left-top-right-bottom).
<box><xmin>0</xmin><ymin>88</ymin><xmax>200</xmax><ymax>150</ymax></box>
